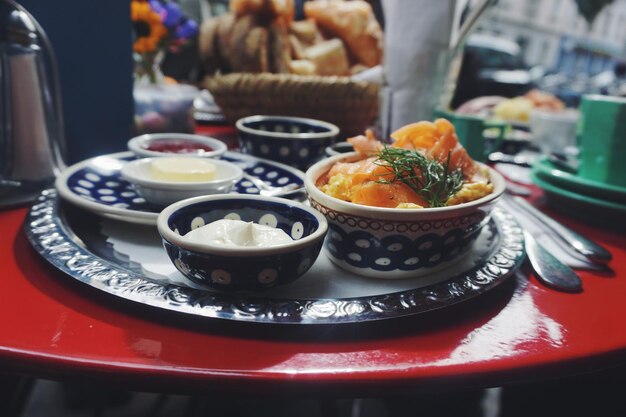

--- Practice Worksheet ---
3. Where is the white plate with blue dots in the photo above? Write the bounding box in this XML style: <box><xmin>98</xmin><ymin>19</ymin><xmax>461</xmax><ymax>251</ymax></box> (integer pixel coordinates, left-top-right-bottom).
<box><xmin>55</xmin><ymin>151</ymin><xmax>305</xmax><ymax>225</ymax></box>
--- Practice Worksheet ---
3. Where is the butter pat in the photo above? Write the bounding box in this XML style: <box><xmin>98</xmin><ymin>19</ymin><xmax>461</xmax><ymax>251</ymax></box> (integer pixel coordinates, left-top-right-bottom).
<box><xmin>184</xmin><ymin>219</ymin><xmax>293</xmax><ymax>247</ymax></box>
<box><xmin>150</xmin><ymin>157</ymin><xmax>216</xmax><ymax>182</ymax></box>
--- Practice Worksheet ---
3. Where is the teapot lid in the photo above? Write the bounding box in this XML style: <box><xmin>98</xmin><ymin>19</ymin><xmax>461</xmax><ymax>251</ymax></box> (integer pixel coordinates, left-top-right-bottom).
<box><xmin>0</xmin><ymin>0</ymin><xmax>40</xmax><ymax>47</ymax></box>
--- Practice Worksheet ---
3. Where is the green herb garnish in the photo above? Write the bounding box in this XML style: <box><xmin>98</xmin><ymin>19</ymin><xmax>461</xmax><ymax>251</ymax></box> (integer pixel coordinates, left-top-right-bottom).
<box><xmin>374</xmin><ymin>147</ymin><xmax>464</xmax><ymax>207</ymax></box>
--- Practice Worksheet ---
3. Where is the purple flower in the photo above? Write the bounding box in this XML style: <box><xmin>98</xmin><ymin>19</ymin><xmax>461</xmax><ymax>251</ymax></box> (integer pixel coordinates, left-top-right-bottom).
<box><xmin>176</xmin><ymin>19</ymin><xmax>198</xmax><ymax>40</ymax></box>
<box><xmin>148</xmin><ymin>0</ymin><xmax>165</xmax><ymax>16</ymax></box>
<box><xmin>163</xmin><ymin>2</ymin><xmax>182</xmax><ymax>28</ymax></box>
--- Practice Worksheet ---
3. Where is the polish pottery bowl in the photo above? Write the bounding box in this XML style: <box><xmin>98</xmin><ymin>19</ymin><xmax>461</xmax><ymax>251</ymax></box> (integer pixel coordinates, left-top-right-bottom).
<box><xmin>157</xmin><ymin>195</ymin><xmax>328</xmax><ymax>292</ymax></box>
<box><xmin>304</xmin><ymin>152</ymin><xmax>506</xmax><ymax>279</ymax></box>
<box><xmin>128</xmin><ymin>133</ymin><xmax>227</xmax><ymax>159</ymax></box>
<box><xmin>236</xmin><ymin>115</ymin><xmax>339</xmax><ymax>170</ymax></box>
<box><xmin>121</xmin><ymin>157</ymin><xmax>242</xmax><ymax>206</ymax></box>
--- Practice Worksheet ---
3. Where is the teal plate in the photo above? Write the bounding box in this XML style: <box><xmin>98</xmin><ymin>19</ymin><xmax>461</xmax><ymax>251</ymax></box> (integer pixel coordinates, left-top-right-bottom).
<box><xmin>531</xmin><ymin>171</ymin><xmax>626</xmax><ymax>220</ymax></box>
<box><xmin>532</xmin><ymin>156</ymin><xmax>626</xmax><ymax>204</ymax></box>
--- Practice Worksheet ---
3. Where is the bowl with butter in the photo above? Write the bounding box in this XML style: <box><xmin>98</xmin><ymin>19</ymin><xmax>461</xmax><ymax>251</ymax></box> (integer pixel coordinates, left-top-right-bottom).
<box><xmin>157</xmin><ymin>194</ymin><xmax>328</xmax><ymax>292</ymax></box>
<box><xmin>121</xmin><ymin>156</ymin><xmax>243</xmax><ymax>206</ymax></box>
<box><xmin>128</xmin><ymin>133</ymin><xmax>227</xmax><ymax>159</ymax></box>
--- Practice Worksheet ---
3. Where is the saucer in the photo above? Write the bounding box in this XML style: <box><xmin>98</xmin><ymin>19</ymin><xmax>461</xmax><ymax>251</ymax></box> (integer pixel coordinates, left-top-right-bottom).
<box><xmin>56</xmin><ymin>151</ymin><xmax>305</xmax><ymax>225</ymax></box>
<box><xmin>531</xmin><ymin>171</ymin><xmax>626</xmax><ymax>217</ymax></box>
<box><xmin>532</xmin><ymin>156</ymin><xmax>626</xmax><ymax>204</ymax></box>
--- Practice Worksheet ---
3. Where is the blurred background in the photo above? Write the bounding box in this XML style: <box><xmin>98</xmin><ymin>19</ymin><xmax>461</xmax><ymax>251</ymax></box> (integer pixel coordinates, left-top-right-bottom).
<box><xmin>452</xmin><ymin>0</ymin><xmax>626</xmax><ymax>108</ymax></box>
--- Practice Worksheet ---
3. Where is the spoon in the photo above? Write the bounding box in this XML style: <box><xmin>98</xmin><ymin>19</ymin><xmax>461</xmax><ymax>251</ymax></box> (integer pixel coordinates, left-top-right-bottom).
<box><xmin>241</xmin><ymin>173</ymin><xmax>301</xmax><ymax>197</ymax></box>
<box><xmin>523</xmin><ymin>230</ymin><xmax>583</xmax><ymax>293</ymax></box>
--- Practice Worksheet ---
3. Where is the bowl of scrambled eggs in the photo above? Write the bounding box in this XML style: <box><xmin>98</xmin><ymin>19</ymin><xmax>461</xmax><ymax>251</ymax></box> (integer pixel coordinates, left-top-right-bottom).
<box><xmin>304</xmin><ymin>119</ymin><xmax>505</xmax><ymax>279</ymax></box>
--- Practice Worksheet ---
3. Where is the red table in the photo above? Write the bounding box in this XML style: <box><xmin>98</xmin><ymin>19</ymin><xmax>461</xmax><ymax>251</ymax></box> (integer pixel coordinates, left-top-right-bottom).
<box><xmin>1</xmin><ymin>128</ymin><xmax>626</xmax><ymax>395</ymax></box>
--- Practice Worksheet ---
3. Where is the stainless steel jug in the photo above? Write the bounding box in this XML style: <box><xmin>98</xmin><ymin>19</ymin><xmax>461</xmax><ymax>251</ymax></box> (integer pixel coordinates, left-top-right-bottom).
<box><xmin>0</xmin><ymin>0</ymin><xmax>66</xmax><ymax>207</ymax></box>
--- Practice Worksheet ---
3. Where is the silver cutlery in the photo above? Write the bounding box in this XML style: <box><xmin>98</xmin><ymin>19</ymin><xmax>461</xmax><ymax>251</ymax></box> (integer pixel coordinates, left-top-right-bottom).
<box><xmin>241</xmin><ymin>173</ymin><xmax>302</xmax><ymax>197</ymax></box>
<box><xmin>0</xmin><ymin>179</ymin><xmax>22</xmax><ymax>188</ymax></box>
<box><xmin>523</xmin><ymin>230</ymin><xmax>583</xmax><ymax>293</ymax></box>
<box><xmin>488</xmin><ymin>152</ymin><xmax>533</xmax><ymax>167</ymax></box>
<box><xmin>507</xmin><ymin>195</ymin><xmax>612</xmax><ymax>264</ymax></box>
<box><xmin>505</xmin><ymin>181</ymin><xmax>532</xmax><ymax>196</ymax></box>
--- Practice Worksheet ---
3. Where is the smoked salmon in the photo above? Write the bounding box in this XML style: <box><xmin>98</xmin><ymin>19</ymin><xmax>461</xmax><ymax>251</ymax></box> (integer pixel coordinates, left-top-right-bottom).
<box><xmin>320</xmin><ymin>119</ymin><xmax>491</xmax><ymax>208</ymax></box>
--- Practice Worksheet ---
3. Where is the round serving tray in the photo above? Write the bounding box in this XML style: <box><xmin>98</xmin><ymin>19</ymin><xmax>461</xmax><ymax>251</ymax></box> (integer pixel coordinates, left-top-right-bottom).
<box><xmin>25</xmin><ymin>189</ymin><xmax>524</xmax><ymax>325</ymax></box>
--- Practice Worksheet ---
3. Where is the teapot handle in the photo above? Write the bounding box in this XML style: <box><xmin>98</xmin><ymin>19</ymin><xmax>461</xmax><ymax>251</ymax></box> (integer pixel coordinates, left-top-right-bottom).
<box><xmin>451</xmin><ymin>0</ymin><xmax>497</xmax><ymax>53</ymax></box>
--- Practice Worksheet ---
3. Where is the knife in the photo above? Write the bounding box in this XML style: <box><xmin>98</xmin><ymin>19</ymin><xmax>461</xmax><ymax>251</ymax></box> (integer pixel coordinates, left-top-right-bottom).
<box><xmin>512</xmin><ymin>196</ymin><xmax>612</xmax><ymax>264</ymax></box>
<box><xmin>523</xmin><ymin>230</ymin><xmax>583</xmax><ymax>293</ymax></box>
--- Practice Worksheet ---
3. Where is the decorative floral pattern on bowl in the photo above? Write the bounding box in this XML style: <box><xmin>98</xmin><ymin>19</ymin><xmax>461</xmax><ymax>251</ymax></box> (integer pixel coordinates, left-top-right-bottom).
<box><xmin>236</xmin><ymin>115</ymin><xmax>340</xmax><ymax>170</ymax></box>
<box><xmin>311</xmin><ymin>199</ymin><xmax>487</xmax><ymax>277</ymax></box>
<box><xmin>157</xmin><ymin>195</ymin><xmax>328</xmax><ymax>292</ymax></box>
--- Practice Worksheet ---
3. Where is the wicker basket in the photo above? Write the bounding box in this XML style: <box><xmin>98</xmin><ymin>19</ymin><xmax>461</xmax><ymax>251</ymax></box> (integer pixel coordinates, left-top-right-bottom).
<box><xmin>203</xmin><ymin>73</ymin><xmax>380</xmax><ymax>137</ymax></box>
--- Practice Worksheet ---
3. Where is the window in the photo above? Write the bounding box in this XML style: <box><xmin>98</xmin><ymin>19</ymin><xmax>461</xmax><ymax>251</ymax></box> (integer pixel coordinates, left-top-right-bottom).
<box><xmin>469</xmin><ymin>47</ymin><xmax>525</xmax><ymax>69</ymax></box>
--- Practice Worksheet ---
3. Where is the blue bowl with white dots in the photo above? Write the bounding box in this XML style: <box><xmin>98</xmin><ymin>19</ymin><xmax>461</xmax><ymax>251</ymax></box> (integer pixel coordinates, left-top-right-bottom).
<box><xmin>305</xmin><ymin>153</ymin><xmax>506</xmax><ymax>279</ymax></box>
<box><xmin>236</xmin><ymin>115</ymin><xmax>340</xmax><ymax>170</ymax></box>
<box><xmin>157</xmin><ymin>194</ymin><xmax>328</xmax><ymax>292</ymax></box>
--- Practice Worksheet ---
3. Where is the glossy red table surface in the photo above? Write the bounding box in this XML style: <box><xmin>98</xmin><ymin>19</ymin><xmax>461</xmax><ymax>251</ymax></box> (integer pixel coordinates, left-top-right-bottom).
<box><xmin>2</xmin><ymin>184</ymin><xmax>626</xmax><ymax>395</ymax></box>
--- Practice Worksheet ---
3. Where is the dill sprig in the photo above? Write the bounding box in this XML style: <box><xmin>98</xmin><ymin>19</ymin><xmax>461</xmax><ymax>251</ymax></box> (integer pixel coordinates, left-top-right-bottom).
<box><xmin>373</xmin><ymin>147</ymin><xmax>464</xmax><ymax>207</ymax></box>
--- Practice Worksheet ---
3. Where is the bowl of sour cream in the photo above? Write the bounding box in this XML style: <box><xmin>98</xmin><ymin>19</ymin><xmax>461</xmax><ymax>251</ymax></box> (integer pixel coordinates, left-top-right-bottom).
<box><xmin>157</xmin><ymin>194</ymin><xmax>328</xmax><ymax>292</ymax></box>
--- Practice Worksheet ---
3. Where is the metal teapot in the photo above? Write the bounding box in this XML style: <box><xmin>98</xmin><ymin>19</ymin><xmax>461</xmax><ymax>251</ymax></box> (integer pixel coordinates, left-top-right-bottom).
<box><xmin>0</xmin><ymin>0</ymin><xmax>66</xmax><ymax>207</ymax></box>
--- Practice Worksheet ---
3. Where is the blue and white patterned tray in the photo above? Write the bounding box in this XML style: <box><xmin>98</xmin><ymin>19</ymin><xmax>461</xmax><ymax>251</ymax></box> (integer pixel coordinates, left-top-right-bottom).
<box><xmin>55</xmin><ymin>151</ymin><xmax>305</xmax><ymax>225</ymax></box>
<box><xmin>25</xmin><ymin>190</ymin><xmax>525</xmax><ymax>324</ymax></box>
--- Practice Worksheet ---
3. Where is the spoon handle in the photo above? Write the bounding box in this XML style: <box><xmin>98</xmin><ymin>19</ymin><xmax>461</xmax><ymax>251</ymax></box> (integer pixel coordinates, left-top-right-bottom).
<box><xmin>523</xmin><ymin>231</ymin><xmax>583</xmax><ymax>293</ymax></box>
<box><xmin>512</xmin><ymin>196</ymin><xmax>612</xmax><ymax>264</ymax></box>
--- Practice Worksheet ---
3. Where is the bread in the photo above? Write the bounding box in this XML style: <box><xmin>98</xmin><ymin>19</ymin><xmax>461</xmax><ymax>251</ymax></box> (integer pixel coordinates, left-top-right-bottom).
<box><xmin>304</xmin><ymin>38</ymin><xmax>350</xmax><ymax>76</ymax></box>
<box><xmin>268</xmin><ymin>19</ymin><xmax>292</xmax><ymax>73</ymax></box>
<box><xmin>288</xmin><ymin>34</ymin><xmax>306</xmax><ymax>60</ymax></box>
<box><xmin>230</xmin><ymin>0</ymin><xmax>294</xmax><ymax>23</ymax></box>
<box><xmin>198</xmin><ymin>18</ymin><xmax>220</xmax><ymax>73</ymax></box>
<box><xmin>229</xmin><ymin>15</ymin><xmax>269</xmax><ymax>73</ymax></box>
<box><xmin>288</xmin><ymin>60</ymin><xmax>317</xmax><ymax>75</ymax></box>
<box><xmin>198</xmin><ymin>0</ymin><xmax>383</xmax><ymax>76</ymax></box>
<box><xmin>215</xmin><ymin>13</ymin><xmax>237</xmax><ymax>72</ymax></box>
<box><xmin>289</xmin><ymin>19</ymin><xmax>320</xmax><ymax>45</ymax></box>
<box><xmin>304</xmin><ymin>0</ymin><xmax>383</xmax><ymax>67</ymax></box>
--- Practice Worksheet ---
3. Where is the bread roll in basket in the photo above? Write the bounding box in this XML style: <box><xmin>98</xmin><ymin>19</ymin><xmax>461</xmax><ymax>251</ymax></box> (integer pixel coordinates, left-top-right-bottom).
<box><xmin>199</xmin><ymin>0</ymin><xmax>382</xmax><ymax>136</ymax></box>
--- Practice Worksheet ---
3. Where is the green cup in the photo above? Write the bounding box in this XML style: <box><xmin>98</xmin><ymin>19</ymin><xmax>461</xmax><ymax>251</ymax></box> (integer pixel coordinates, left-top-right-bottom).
<box><xmin>433</xmin><ymin>109</ymin><xmax>507</xmax><ymax>162</ymax></box>
<box><xmin>578</xmin><ymin>95</ymin><xmax>626</xmax><ymax>187</ymax></box>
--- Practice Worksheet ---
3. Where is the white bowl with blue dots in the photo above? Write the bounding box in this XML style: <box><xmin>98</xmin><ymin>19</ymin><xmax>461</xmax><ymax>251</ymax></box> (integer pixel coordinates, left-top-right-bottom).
<box><xmin>157</xmin><ymin>194</ymin><xmax>328</xmax><ymax>292</ymax></box>
<box><xmin>304</xmin><ymin>152</ymin><xmax>506</xmax><ymax>279</ymax></box>
<box><xmin>236</xmin><ymin>115</ymin><xmax>340</xmax><ymax>170</ymax></box>
<box><xmin>121</xmin><ymin>157</ymin><xmax>243</xmax><ymax>206</ymax></box>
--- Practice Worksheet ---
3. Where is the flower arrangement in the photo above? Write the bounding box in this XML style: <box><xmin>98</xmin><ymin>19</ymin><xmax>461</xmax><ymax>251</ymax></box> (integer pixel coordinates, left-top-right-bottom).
<box><xmin>131</xmin><ymin>0</ymin><xmax>198</xmax><ymax>84</ymax></box>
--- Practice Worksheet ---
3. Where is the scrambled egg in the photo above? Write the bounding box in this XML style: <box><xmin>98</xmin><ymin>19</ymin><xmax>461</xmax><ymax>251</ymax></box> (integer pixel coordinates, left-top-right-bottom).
<box><xmin>445</xmin><ymin>182</ymin><xmax>494</xmax><ymax>206</ymax></box>
<box><xmin>321</xmin><ymin>173</ymin><xmax>353</xmax><ymax>202</ymax></box>
<box><xmin>323</xmin><ymin>172</ymin><xmax>493</xmax><ymax>208</ymax></box>
<box><xmin>396</xmin><ymin>203</ymin><xmax>424</xmax><ymax>209</ymax></box>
